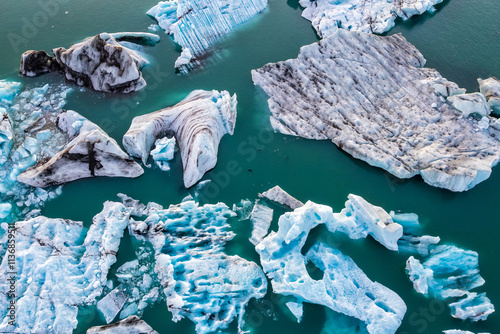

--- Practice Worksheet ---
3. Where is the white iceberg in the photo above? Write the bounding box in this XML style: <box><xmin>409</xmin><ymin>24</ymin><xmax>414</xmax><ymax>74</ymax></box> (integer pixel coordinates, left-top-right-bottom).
<box><xmin>259</xmin><ymin>185</ymin><xmax>304</xmax><ymax>209</ymax></box>
<box><xmin>249</xmin><ymin>200</ymin><xmax>273</xmax><ymax>245</ymax></box>
<box><xmin>123</xmin><ymin>90</ymin><xmax>237</xmax><ymax>188</ymax></box>
<box><xmin>148</xmin><ymin>0</ymin><xmax>268</xmax><ymax>72</ymax></box>
<box><xmin>478</xmin><ymin>77</ymin><xmax>500</xmax><ymax>115</ymax></box>
<box><xmin>449</xmin><ymin>292</ymin><xmax>495</xmax><ymax>322</ymax></box>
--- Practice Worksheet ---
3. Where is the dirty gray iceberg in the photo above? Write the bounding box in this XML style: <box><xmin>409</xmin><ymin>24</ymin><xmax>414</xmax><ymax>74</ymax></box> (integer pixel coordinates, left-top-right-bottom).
<box><xmin>17</xmin><ymin>109</ymin><xmax>143</xmax><ymax>188</ymax></box>
<box><xmin>125</xmin><ymin>198</ymin><xmax>267</xmax><ymax>334</ymax></box>
<box><xmin>123</xmin><ymin>90</ymin><xmax>237</xmax><ymax>188</ymax></box>
<box><xmin>255</xmin><ymin>200</ymin><xmax>407</xmax><ymax>334</ymax></box>
<box><xmin>252</xmin><ymin>30</ymin><xmax>500</xmax><ymax>192</ymax></box>
<box><xmin>87</xmin><ymin>316</ymin><xmax>158</xmax><ymax>334</ymax></box>
<box><xmin>299</xmin><ymin>0</ymin><xmax>443</xmax><ymax>38</ymax></box>
<box><xmin>20</xmin><ymin>32</ymin><xmax>159</xmax><ymax>93</ymax></box>
<box><xmin>0</xmin><ymin>202</ymin><xmax>132</xmax><ymax>333</ymax></box>
<box><xmin>148</xmin><ymin>0</ymin><xmax>268</xmax><ymax>72</ymax></box>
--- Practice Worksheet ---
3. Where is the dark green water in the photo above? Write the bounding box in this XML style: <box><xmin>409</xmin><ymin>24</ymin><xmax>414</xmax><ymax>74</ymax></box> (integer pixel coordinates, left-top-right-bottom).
<box><xmin>0</xmin><ymin>0</ymin><xmax>499</xmax><ymax>333</ymax></box>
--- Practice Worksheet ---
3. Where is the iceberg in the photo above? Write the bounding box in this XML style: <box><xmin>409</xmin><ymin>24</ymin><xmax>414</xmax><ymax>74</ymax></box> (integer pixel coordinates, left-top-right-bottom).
<box><xmin>124</xmin><ymin>198</ymin><xmax>267</xmax><ymax>334</ymax></box>
<box><xmin>20</xmin><ymin>32</ymin><xmax>159</xmax><ymax>93</ymax></box>
<box><xmin>249</xmin><ymin>200</ymin><xmax>273</xmax><ymax>245</ymax></box>
<box><xmin>449</xmin><ymin>292</ymin><xmax>495</xmax><ymax>322</ymax></box>
<box><xmin>97</xmin><ymin>285</ymin><xmax>129</xmax><ymax>324</ymax></box>
<box><xmin>150</xmin><ymin>136</ymin><xmax>176</xmax><ymax>171</ymax></box>
<box><xmin>299</xmin><ymin>0</ymin><xmax>443</xmax><ymax>38</ymax></box>
<box><xmin>443</xmin><ymin>331</ymin><xmax>491</xmax><ymax>334</ymax></box>
<box><xmin>255</xmin><ymin>202</ymin><xmax>407</xmax><ymax>334</ymax></box>
<box><xmin>285</xmin><ymin>301</ymin><xmax>304</xmax><ymax>323</ymax></box>
<box><xmin>0</xmin><ymin>201</ymin><xmax>131</xmax><ymax>333</ymax></box>
<box><xmin>148</xmin><ymin>0</ymin><xmax>268</xmax><ymax>72</ymax></box>
<box><xmin>232</xmin><ymin>199</ymin><xmax>254</xmax><ymax>220</ymax></box>
<box><xmin>478</xmin><ymin>77</ymin><xmax>500</xmax><ymax>115</ymax></box>
<box><xmin>123</xmin><ymin>90</ymin><xmax>237</xmax><ymax>188</ymax></box>
<box><xmin>86</xmin><ymin>315</ymin><xmax>158</xmax><ymax>334</ymax></box>
<box><xmin>391</xmin><ymin>211</ymin><xmax>440</xmax><ymax>256</ymax></box>
<box><xmin>259</xmin><ymin>185</ymin><xmax>304</xmax><ymax>209</ymax></box>
<box><xmin>447</xmin><ymin>93</ymin><xmax>491</xmax><ymax>117</ymax></box>
<box><xmin>252</xmin><ymin>30</ymin><xmax>500</xmax><ymax>192</ymax></box>
<box><xmin>18</xmin><ymin>109</ymin><xmax>144</xmax><ymax>188</ymax></box>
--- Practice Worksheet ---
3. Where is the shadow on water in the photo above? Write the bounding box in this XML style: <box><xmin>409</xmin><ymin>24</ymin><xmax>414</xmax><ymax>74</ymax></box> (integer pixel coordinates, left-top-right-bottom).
<box><xmin>287</xmin><ymin>0</ymin><xmax>302</xmax><ymax>10</ymax></box>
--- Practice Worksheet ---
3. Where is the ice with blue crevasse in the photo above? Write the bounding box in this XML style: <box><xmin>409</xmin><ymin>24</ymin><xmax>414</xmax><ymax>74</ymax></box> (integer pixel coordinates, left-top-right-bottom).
<box><xmin>255</xmin><ymin>200</ymin><xmax>407</xmax><ymax>334</ymax></box>
<box><xmin>150</xmin><ymin>136</ymin><xmax>176</xmax><ymax>171</ymax></box>
<box><xmin>299</xmin><ymin>0</ymin><xmax>443</xmax><ymax>38</ymax></box>
<box><xmin>0</xmin><ymin>201</ymin><xmax>131</xmax><ymax>333</ymax></box>
<box><xmin>123</xmin><ymin>196</ymin><xmax>268</xmax><ymax>334</ymax></box>
<box><xmin>147</xmin><ymin>0</ymin><xmax>268</xmax><ymax>72</ymax></box>
<box><xmin>406</xmin><ymin>245</ymin><xmax>494</xmax><ymax>321</ymax></box>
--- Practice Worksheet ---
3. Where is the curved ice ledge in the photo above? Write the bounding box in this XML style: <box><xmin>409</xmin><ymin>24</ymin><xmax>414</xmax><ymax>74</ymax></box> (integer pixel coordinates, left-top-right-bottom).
<box><xmin>123</xmin><ymin>90</ymin><xmax>237</xmax><ymax>188</ymax></box>
<box><xmin>252</xmin><ymin>30</ymin><xmax>500</xmax><ymax>192</ymax></box>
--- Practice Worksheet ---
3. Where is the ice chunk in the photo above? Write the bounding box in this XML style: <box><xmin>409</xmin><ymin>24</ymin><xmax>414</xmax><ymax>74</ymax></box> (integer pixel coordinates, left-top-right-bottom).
<box><xmin>406</xmin><ymin>245</ymin><xmax>486</xmax><ymax>299</ymax></box>
<box><xmin>150</xmin><ymin>136</ymin><xmax>176</xmax><ymax>171</ymax></box>
<box><xmin>478</xmin><ymin>77</ymin><xmax>500</xmax><ymax>115</ymax></box>
<box><xmin>252</xmin><ymin>30</ymin><xmax>500</xmax><ymax>192</ymax></box>
<box><xmin>286</xmin><ymin>301</ymin><xmax>303</xmax><ymax>323</ymax></box>
<box><xmin>20</xmin><ymin>33</ymin><xmax>159</xmax><ymax>93</ymax></box>
<box><xmin>123</xmin><ymin>90</ymin><xmax>237</xmax><ymax>188</ymax></box>
<box><xmin>249</xmin><ymin>201</ymin><xmax>273</xmax><ymax>245</ymax></box>
<box><xmin>148</xmin><ymin>0</ymin><xmax>268</xmax><ymax>72</ymax></box>
<box><xmin>449</xmin><ymin>292</ymin><xmax>495</xmax><ymax>321</ymax></box>
<box><xmin>97</xmin><ymin>286</ymin><xmax>129</xmax><ymax>324</ymax></box>
<box><xmin>259</xmin><ymin>185</ymin><xmax>304</xmax><ymax>209</ymax></box>
<box><xmin>256</xmin><ymin>202</ymin><xmax>406</xmax><ymax>334</ymax></box>
<box><xmin>448</xmin><ymin>93</ymin><xmax>491</xmax><ymax>117</ymax></box>
<box><xmin>0</xmin><ymin>80</ymin><xmax>21</xmax><ymax>106</ymax></box>
<box><xmin>0</xmin><ymin>110</ymin><xmax>13</xmax><ymax>166</ymax></box>
<box><xmin>391</xmin><ymin>211</ymin><xmax>439</xmax><ymax>256</ymax></box>
<box><xmin>0</xmin><ymin>202</ymin><xmax>131</xmax><ymax>333</ymax></box>
<box><xmin>86</xmin><ymin>315</ymin><xmax>158</xmax><ymax>334</ymax></box>
<box><xmin>17</xmin><ymin>109</ymin><xmax>143</xmax><ymax>188</ymax></box>
<box><xmin>125</xmin><ymin>198</ymin><xmax>267</xmax><ymax>334</ymax></box>
<box><xmin>232</xmin><ymin>199</ymin><xmax>254</xmax><ymax>220</ymax></box>
<box><xmin>299</xmin><ymin>0</ymin><xmax>443</xmax><ymax>38</ymax></box>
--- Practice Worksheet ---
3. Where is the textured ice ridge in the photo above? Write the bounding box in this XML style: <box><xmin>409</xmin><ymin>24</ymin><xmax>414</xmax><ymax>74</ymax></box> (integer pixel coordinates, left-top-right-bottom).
<box><xmin>0</xmin><ymin>202</ymin><xmax>132</xmax><ymax>333</ymax></box>
<box><xmin>20</xmin><ymin>32</ymin><xmax>159</xmax><ymax>93</ymax></box>
<box><xmin>123</xmin><ymin>90</ymin><xmax>237</xmax><ymax>188</ymax></box>
<box><xmin>255</xmin><ymin>200</ymin><xmax>407</xmax><ymax>334</ymax></box>
<box><xmin>148</xmin><ymin>0</ymin><xmax>268</xmax><ymax>72</ymax></box>
<box><xmin>252</xmin><ymin>30</ymin><xmax>500</xmax><ymax>192</ymax></box>
<box><xmin>124</xmin><ymin>196</ymin><xmax>267</xmax><ymax>334</ymax></box>
<box><xmin>299</xmin><ymin>0</ymin><xmax>443</xmax><ymax>38</ymax></box>
<box><xmin>406</xmin><ymin>245</ymin><xmax>495</xmax><ymax>321</ymax></box>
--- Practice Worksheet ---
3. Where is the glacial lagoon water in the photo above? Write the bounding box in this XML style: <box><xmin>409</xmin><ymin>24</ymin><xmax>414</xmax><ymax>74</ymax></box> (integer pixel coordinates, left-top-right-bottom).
<box><xmin>0</xmin><ymin>0</ymin><xmax>499</xmax><ymax>333</ymax></box>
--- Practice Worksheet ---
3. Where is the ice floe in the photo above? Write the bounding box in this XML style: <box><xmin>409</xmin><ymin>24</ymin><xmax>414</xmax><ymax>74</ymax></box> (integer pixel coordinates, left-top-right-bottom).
<box><xmin>86</xmin><ymin>315</ymin><xmax>158</xmax><ymax>334</ymax></box>
<box><xmin>252</xmin><ymin>30</ymin><xmax>500</xmax><ymax>192</ymax></box>
<box><xmin>259</xmin><ymin>185</ymin><xmax>304</xmax><ymax>209</ymax></box>
<box><xmin>123</xmin><ymin>90</ymin><xmax>237</xmax><ymax>188</ymax></box>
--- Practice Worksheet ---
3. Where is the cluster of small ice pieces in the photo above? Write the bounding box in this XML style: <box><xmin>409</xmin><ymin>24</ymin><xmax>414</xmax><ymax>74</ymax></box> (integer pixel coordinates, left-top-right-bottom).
<box><xmin>406</xmin><ymin>245</ymin><xmax>495</xmax><ymax>321</ymax></box>
<box><xmin>147</xmin><ymin>0</ymin><xmax>268</xmax><ymax>72</ymax></box>
<box><xmin>87</xmin><ymin>315</ymin><xmax>158</xmax><ymax>334</ymax></box>
<box><xmin>20</xmin><ymin>32</ymin><xmax>159</xmax><ymax>93</ymax></box>
<box><xmin>252</xmin><ymin>30</ymin><xmax>500</xmax><ymax>192</ymax></box>
<box><xmin>123</xmin><ymin>195</ymin><xmax>268</xmax><ymax>334</ymax></box>
<box><xmin>299</xmin><ymin>0</ymin><xmax>443</xmax><ymax>38</ymax></box>
<box><xmin>0</xmin><ymin>202</ymin><xmax>131</xmax><ymax>333</ymax></box>
<box><xmin>255</xmin><ymin>200</ymin><xmax>407</xmax><ymax>334</ymax></box>
<box><xmin>123</xmin><ymin>90</ymin><xmax>237</xmax><ymax>188</ymax></box>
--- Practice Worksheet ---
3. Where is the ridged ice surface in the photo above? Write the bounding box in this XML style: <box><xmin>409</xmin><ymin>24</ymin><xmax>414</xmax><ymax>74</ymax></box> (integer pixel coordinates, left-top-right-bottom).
<box><xmin>126</xmin><ymin>198</ymin><xmax>267</xmax><ymax>334</ymax></box>
<box><xmin>123</xmin><ymin>90</ymin><xmax>237</xmax><ymax>188</ymax></box>
<box><xmin>148</xmin><ymin>0</ymin><xmax>268</xmax><ymax>71</ymax></box>
<box><xmin>252</xmin><ymin>30</ymin><xmax>500</xmax><ymax>192</ymax></box>
<box><xmin>256</xmin><ymin>201</ymin><xmax>407</xmax><ymax>334</ymax></box>
<box><xmin>299</xmin><ymin>0</ymin><xmax>443</xmax><ymax>38</ymax></box>
<box><xmin>0</xmin><ymin>202</ymin><xmax>131</xmax><ymax>333</ymax></box>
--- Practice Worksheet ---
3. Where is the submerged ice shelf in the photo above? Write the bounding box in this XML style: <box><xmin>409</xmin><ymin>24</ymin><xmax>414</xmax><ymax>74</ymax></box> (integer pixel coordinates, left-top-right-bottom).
<box><xmin>20</xmin><ymin>32</ymin><xmax>159</xmax><ymax>93</ymax></box>
<box><xmin>123</xmin><ymin>90</ymin><xmax>237</xmax><ymax>188</ymax></box>
<box><xmin>252</xmin><ymin>30</ymin><xmax>500</xmax><ymax>192</ymax></box>
<box><xmin>148</xmin><ymin>0</ymin><xmax>268</xmax><ymax>72</ymax></box>
<box><xmin>299</xmin><ymin>0</ymin><xmax>443</xmax><ymax>38</ymax></box>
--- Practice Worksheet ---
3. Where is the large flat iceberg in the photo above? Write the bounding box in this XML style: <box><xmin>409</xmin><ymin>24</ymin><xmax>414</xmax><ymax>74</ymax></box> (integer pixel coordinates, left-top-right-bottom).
<box><xmin>252</xmin><ymin>30</ymin><xmax>500</xmax><ymax>191</ymax></box>
<box><xmin>148</xmin><ymin>0</ymin><xmax>268</xmax><ymax>72</ymax></box>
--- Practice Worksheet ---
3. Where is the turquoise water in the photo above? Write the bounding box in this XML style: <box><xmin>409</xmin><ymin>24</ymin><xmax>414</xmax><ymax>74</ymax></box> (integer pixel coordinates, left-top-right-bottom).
<box><xmin>1</xmin><ymin>0</ymin><xmax>499</xmax><ymax>333</ymax></box>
